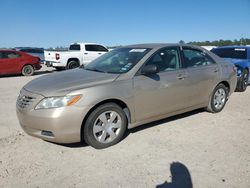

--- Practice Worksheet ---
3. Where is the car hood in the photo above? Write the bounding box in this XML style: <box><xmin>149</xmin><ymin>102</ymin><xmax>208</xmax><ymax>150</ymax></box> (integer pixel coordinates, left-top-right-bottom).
<box><xmin>24</xmin><ymin>69</ymin><xmax>120</xmax><ymax>96</ymax></box>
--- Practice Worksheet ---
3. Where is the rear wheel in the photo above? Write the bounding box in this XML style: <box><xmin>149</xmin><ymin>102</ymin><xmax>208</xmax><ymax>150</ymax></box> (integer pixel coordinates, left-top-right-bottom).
<box><xmin>21</xmin><ymin>65</ymin><xmax>34</xmax><ymax>76</ymax></box>
<box><xmin>83</xmin><ymin>103</ymin><xmax>127</xmax><ymax>149</ymax></box>
<box><xmin>206</xmin><ymin>83</ymin><xmax>228</xmax><ymax>113</ymax></box>
<box><xmin>236</xmin><ymin>69</ymin><xmax>249</xmax><ymax>92</ymax></box>
<box><xmin>66</xmin><ymin>60</ymin><xmax>80</xmax><ymax>69</ymax></box>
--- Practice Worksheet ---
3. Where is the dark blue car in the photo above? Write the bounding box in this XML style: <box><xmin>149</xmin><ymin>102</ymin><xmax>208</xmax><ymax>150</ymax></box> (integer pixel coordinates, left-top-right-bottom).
<box><xmin>211</xmin><ymin>46</ymin><xmax>250</xmax><ymax>92</ymax></box>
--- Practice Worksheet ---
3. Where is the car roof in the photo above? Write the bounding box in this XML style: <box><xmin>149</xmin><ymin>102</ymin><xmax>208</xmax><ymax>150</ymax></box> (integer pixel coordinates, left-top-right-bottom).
<box><xmin>70</xmin><ymin>43</ymin><xmax>100</xmax><ymax>45</ymax></box>
<box><xmin>14</xmin><ymin>47</ymin><xmax>44</xmax><ymax>50</ymax></box>
<box><xmin>214</xmin><ymin>46</ymin><xmax>249</xmax><ymax>49</ymax></box>
<box><xmin>0</xmin><ymin>49</ymin><xmax>20</xmax><ymax>52</ymax></box>
<box><xmin>121</xmin><ymin>43</ymin><xmax>203</xmax><ymax>50</ymax></box>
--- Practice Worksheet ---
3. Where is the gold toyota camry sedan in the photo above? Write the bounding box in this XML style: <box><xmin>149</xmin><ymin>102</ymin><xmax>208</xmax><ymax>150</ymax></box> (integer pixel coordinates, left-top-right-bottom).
<box><xmin>16</xmin><ymin>44</ymin><xmax>237</xmax><ymax>149</ymax></box>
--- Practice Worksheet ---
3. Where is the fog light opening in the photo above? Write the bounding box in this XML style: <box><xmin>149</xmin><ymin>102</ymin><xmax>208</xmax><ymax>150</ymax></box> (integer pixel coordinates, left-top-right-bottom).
<box><xmin>41</xmin><ymin>130</ymin><xmax>54</xmax><ymax>137</ymax></box>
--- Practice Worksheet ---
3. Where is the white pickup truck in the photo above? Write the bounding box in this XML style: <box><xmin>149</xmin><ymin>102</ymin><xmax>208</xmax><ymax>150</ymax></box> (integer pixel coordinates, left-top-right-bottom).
<box><xmin>44</xmin><ymin>43</ymin><xmax>108</xmax><ymax>70</ymax></box>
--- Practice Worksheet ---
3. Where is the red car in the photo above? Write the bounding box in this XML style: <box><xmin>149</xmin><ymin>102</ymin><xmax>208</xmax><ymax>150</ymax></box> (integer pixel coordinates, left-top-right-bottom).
<box><xmin>0</xmin><ymin>50</ymin><xmax>41</xmax><ymax>76</ymax></box>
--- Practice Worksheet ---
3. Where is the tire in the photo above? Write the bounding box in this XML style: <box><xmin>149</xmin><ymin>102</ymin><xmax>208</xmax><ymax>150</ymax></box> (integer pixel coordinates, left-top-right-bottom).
<box><xmin>21</xmin><ymin>65</ymin><xmax>34</xmax><ymax>76</ymax></box>
<box><xmin>236</xmin><ymin>69</ymin><xmax>249</xmax><ymax>92</ymax></box>
<box><xmin>206</xmin><ymin>83</ymin><xmax>228</xmax><ymax>113</ymax></box>
<box><xmin>83</xmin><ymin>103</ymin><xmax>127</xmax><ymax>149</ymax></box>
<box><xmin>66</xmin><ymin>60</ymin><xmax>80</xmax><ymax>69</ymax></box>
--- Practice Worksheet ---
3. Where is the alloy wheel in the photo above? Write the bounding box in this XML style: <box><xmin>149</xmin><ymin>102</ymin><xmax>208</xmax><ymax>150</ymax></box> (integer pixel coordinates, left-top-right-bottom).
<box><xmin>213</xmin><ymin>88</ymin><xmax>226</xmax><ymax>110</ymax></box>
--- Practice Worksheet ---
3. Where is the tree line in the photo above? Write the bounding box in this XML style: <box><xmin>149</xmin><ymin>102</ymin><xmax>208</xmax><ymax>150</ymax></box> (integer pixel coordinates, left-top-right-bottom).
<box><xmin>180</xmin><ymin>38</ymin><xmax>250</xmax><ymax>46</ymax></box>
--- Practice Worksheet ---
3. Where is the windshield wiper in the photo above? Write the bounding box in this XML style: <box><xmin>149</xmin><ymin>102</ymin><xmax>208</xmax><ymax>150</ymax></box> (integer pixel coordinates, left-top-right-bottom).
<box><xmin>84</xmin><ymin>68</ymin><xmax>107</xmax><ymax>73</ymax></box>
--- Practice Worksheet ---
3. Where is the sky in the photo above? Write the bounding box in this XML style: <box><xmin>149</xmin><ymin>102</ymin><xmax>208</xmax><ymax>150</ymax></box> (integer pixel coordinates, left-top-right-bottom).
<box><xmin>0</xmin><ymin>0</ymin><xmax>250</xmax><ymax>48</ymax></box>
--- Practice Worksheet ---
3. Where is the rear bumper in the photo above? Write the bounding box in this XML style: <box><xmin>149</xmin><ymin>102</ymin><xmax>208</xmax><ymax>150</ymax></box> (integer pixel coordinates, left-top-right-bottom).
<box><xmin>45</xmin><ymin>61</ymin><xmax>64</xmax><ymax>68</ymax></box>
<box><xmin>34</xmin><ymin>63</ymin><xmax>42</xmax><ymax>70</ymax></box>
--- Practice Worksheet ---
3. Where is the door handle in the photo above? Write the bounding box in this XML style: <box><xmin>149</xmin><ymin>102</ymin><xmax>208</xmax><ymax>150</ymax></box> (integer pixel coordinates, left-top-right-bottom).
<box><xmin>214</xmin><ymin>67</ymin><xmax>219</xmax><ymax>72</ymax></box>
<box><xmin>84</xmin><ymin>53</ymin><xmax>88</xmax><ymax>55</ymax></box>
<box><xmin>177</xmin><ymin>74</ymin><xmax>186</xmax><ymax>80</ymax></box>
<box><xmin>98</xmin><ymin>53</ymin><xmax>102</xmax><ymax>55</ymax></box>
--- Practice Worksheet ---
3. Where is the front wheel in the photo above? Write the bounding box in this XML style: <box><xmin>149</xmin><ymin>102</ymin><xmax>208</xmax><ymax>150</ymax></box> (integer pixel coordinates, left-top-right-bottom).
<box><xmin>236</xmin><ymin>69</ymin><xmax>249</xmax><ymax>92</ymax></box>
<box><xmin>83</xmin><ymin>103</ymin><xmax>127</xmax><ymax>149</ymax></box>
<box><xmin>206</xmin><ymin>83</ymin><xmax>228</xmax><ymax>113</ymax></box>
<box><xmin>21</xmin><ymin>65</ymin><xmax>34</xmax><ymax>76</ymax></box>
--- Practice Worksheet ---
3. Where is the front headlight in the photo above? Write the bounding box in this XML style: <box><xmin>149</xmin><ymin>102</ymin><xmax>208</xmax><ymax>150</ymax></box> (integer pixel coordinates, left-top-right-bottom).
<box><xmin>35</xmin><ymin>95</ymin><xmax>82</xmax><ymax>110</ymax></box>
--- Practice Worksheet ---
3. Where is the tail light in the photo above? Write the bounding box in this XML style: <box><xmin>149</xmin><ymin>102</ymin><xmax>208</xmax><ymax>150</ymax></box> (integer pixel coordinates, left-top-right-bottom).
<box><xmin>55</xmin><ymin>53</ymin><xmax>60</xmax><ymax>60</ymax></box>
<box><xmin>233</xmin><ymin>66</ymin><xmax>237</xmax><ymax>73</ymax></box>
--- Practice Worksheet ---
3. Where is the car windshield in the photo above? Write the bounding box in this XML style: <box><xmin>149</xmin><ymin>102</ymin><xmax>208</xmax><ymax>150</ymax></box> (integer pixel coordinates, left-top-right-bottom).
<box><xmin>84</xmin><ymin>48</ymin><xmax>151</xmax><ymax>74</ymax></box>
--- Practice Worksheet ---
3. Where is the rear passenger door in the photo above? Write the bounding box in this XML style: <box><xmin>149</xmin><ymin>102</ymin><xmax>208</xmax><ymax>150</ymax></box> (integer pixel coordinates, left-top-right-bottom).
<box><xmin>181</xmin><ymin>47</ymin><xmax>220</xmax><ymax>105</ymax></box>
<box><xmin>84</xmin><ymin>44</ymin><xmax>108</xmax><ymax>64</ymax></box>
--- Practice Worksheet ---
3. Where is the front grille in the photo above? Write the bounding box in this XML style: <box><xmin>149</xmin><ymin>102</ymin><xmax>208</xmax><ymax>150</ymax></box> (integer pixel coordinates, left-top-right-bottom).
<box><xmin>17</xmin><ymin>94</ymin><xmax>36</xmax><ymax>109</ymax></box>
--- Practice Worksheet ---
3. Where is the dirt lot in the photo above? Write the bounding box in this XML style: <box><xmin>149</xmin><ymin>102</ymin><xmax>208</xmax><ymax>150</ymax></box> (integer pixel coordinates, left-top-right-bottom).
<box><xmin>0</xmin><ymin>65</ymin><xmax>250</xmax><ymax>188</ymax></box>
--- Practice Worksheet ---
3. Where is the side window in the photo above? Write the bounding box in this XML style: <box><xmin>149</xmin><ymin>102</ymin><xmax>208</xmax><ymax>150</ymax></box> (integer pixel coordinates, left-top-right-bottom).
<box><xmin>95</xmin><ymin>45</ymin><xmax>108</xmax><ymax>52</ymax></box>
<box><xmin>85</xmin><ymin>45</ymin><xmax>97</xmax><ymax>52</ymax></box>
<box><xmin>0</xmin><ymin>52</ymin><xmax>3</xmax><ymax>59</ymax></box>
<box><xmin>145</xmin><ymin>48</ymin><xmax>181</xmax><ymax>72</ymax></box>
<box><xmin>211</xmin><ymin>48</ymin><xmax>233</xmax><ymax>58</ymax></box>
<box><xmin>183</xmin><ymin>48</ymin><xmax>215</xmax><ymax>68</ymax></box>
<box><xmin>69</xmin><ymin>45</ymin><xmax>81</xmax><ymax>51</ymax></box>
<box><xmin>2</xmin><ymin>52</ymin><xmax>20</xmax><ymax>59</ymax></box>
<box><xmin>85</xmin><ymin>45</ymin><xmax>108</xmax><ymax>52</ymax></box>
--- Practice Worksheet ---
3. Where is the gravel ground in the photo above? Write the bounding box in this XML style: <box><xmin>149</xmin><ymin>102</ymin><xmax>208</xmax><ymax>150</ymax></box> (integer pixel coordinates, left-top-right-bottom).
<box><xmin>0</xmin><ymin>65</ymin><xmax>250</xmax><ymax>188</ymax></box>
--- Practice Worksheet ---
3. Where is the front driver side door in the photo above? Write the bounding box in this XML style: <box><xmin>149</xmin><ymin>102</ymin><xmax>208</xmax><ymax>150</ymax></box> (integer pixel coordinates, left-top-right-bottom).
<box><xmin>133</xmin><ymin>47</ymin><xmax>190</xmax><ymax>122</ymax></box>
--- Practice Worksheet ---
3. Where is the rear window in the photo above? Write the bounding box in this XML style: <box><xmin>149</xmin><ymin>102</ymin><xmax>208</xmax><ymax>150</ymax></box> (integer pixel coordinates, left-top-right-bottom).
<box><xmin>0</xmin><ymin>51</ymin><xmax>20</xmax><ymax>59</ymax></box>
<box><xmin>69</xmin><ymin>44</ymin><xmax>81</xmax><ymax>51</ymax></box>
<box><xmin>211</xmin><ymin>48</ymin><xmax>247</xmax><ymax>59</ymax></box>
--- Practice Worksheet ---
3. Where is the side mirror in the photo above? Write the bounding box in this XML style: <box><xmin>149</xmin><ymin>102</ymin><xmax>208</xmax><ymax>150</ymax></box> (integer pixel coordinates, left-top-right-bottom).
<box><xmin>141</xmin><ymin>64</ymin><xmax>159</xmax><ymax>75</ymax></box>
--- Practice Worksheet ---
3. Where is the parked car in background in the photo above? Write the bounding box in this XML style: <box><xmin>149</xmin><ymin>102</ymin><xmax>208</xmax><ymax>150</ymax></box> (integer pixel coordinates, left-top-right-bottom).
<box><xmin>16</xmin><ymin>44</ymin><xmax>237</xmax><ymax>149</ymax></box>
<box><xmin>211</xmin><ymin>46</ymin><xmax>250</xmax><ymax>92</ymax></box>
<box><xmin>201</xmin><ymin>46</ymin><xmax>217</xmax><ymax>51</ymax></box>
<box><xmin>0</xmin><ymin>50</ymin><xmax>41</xmax><ymax>76</ymax></box>
<box><xmin>14</xmin><ymin>47</ymin><xmax>44</xmax><ymax>63</ymax></box>
<box><xmin>44</xmin><ymin>43</ymin><xmax>108</xmax><ymax>70</ymax></box>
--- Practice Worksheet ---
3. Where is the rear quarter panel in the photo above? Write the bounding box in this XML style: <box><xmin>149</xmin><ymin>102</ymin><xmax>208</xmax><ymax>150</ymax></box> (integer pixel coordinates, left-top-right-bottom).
<box><xmin>18</xmin><ymin>53</ymin><xmax>40</xmax><ymax>72</ymax></box>
<box><xmin>207</xmin><ymin>50</ymin><xmax>237</xmax><ymax>94</ymax></box>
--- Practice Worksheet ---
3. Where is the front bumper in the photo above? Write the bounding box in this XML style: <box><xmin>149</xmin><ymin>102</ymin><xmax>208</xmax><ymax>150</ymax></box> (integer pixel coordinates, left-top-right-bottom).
<box><xmin>16</xmin><ymin>89</ymin><xmax>89</xmax><ymax>143</ymax></box>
